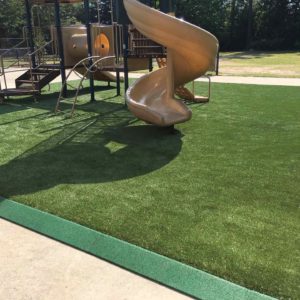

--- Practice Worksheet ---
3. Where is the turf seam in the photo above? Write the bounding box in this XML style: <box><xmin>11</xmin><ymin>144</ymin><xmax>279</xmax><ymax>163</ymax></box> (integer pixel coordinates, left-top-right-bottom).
<box><xmin>0</xmin><ymin>198</ymin><xmax>275</xmax><ymax>300</ymax></box>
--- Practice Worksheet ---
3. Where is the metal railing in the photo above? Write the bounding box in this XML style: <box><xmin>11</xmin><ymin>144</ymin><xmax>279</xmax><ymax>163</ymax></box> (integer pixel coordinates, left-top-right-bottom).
<box><xmin>55</xmin><ymin>56</ymin><xmax>116</xmax><ymax>116</ymax></box>
<box><xmin>0</xmin><ymin>39</ymin><xmax>29</xmax><ymax>91</ymax></box>
<box><xmin>28</xmin><ymin>40</ymin><xmax>58</xmax><ymax>69</ymax></box>
<box><xmin>0</xmin><ymin>39</ymin><xmax>59</xmax><ymax>92</ymax></box>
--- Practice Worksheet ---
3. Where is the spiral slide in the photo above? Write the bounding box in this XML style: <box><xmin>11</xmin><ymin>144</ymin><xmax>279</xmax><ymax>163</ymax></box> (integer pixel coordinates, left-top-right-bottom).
<box><xmin>124</xmin><ymin>0</ymin><xmax>219</xmax><ymax>127</ymax></box>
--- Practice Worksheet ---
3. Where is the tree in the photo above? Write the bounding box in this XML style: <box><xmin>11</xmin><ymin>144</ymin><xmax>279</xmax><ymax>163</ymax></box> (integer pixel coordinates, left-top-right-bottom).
<box><xmin>253</xmin><ymin>0</ymin><xmax>300</xmax><ymax>49</ymax></box>
<box><xmin>0</xmin><ymin>0</ymin><xmax>25</xmax><ymax>38</ymax></box>
<box><xmin>176</xmin><ymin>0</ymin><xmax>228</xmax><ymax>47</ymax></box>
<box><xmin>246</xmin><ymin>0</ymin><xmax>253</xmax><ymax>49</ymax></box>
<box><xmin>0</xmin><ymin>0</ymin><xmax>299</xmax><ymax>51</ymax></box>
<box><xmin>97</xmin><ymin>0</ymin><xmax>112</xmax><ymax>24</ymax></box>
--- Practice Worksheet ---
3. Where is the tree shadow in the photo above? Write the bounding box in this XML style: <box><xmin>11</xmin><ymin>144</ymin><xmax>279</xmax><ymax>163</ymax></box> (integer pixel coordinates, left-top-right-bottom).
<box><xmin>0</xmin><ymin>100</ymin><xmax>183</xmax><ymax>198</ymax></box>
<box><xmin>220</xmin><ymin>51</ymin><xmax>273</xmax><ymax>60</ymax></box>
<box><xmin>221</xmin><ymin>50</ymin><xmax>300</xmax><ymax>60</ymax></box>
<box><xmin>0</xmin><ymin>101</ymin><xmax>29</xmax><ymax>115</ymax></box>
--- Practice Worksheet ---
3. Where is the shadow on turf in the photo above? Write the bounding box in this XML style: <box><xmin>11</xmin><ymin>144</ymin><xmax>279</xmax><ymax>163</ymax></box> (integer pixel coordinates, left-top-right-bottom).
<box><xmin>0</xmin><ymin>85</ymin><xmax>121</xmax><ymax>125</ymax></box>
<box><xmin>0</xmin><ymin>99</ymin><xmax>183</xmax><ymax>197</ymax></box>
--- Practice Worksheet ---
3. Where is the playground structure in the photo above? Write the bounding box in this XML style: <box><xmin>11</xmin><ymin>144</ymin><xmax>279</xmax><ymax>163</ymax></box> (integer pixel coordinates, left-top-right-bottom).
<box><xmin>0</xmin><ymin>0</ymin><xmax>218</xmax><ymax>126</ymax></box>
<box><xmin>0</xmin><ymin>0</ymin><xmax>170</xmax><ymax>101</ymax></box>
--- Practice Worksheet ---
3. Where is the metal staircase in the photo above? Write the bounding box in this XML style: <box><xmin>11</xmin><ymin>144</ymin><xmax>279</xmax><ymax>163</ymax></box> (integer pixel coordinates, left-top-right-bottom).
<box><xmin>0</xmin><ymin>39</ymin><xmax>60</xmax><ymax>102</ymax></box>
<box><xmin>15</xmin><ymin>68</ymin><xmax>60</xmax><ymax>91</ymax></box>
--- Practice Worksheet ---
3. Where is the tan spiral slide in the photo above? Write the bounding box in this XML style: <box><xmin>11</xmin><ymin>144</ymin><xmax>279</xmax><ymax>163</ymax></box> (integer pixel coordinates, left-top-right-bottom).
<box><xmin>123</xmin><ymin>0</ymin><xmax>219</xmax><ymax>126</ymax></box>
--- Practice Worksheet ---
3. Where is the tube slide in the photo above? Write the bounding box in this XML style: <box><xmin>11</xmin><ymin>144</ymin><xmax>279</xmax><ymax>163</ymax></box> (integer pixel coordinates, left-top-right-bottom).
<box><xmin>123</xmin><ymin>0</ymin><xmax>219</xmax><ymax>126</ymax></box>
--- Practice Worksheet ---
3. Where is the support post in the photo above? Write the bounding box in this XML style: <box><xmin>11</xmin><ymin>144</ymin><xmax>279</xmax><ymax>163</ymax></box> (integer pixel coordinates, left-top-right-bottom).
<box><xmin>216</xmin><ymin>49</ymin><xmax>220</xmax><ymax>76</ymax></box>
<box><xmin>24</xmin><ymin>0</ymin><xmax>36</xmax><ymax>69</ymax></box>
<box><xmin>116</xmin><ymin>70</ymin><xmax>121</xmax><ymax>96</ymax></box>
<box><xmin>84</xmin><ymin>0</ymin><xmax>95</xmax><ymax>102</ymax></box>
<box><xmin>123</xmin><ymin>25</ymin><xmax>129</xmax><ymax>97</ymax></box>
<box><xmin>54</xmin><ymin>0</ymin><xmax>67</xmax><ymax>97</ymax></box>
<box><xmin>148</xmin><ymin>57</ymin><xmax>153</xmax><ymax>72</ymax></box>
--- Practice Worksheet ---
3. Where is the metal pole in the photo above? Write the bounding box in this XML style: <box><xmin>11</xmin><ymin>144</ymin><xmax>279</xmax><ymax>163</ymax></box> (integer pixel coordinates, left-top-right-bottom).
<box><xmin>123</xmin><ymin>25</ymin><xmax>129</xmax><ymax>96</ymax></box>
<box><xmin>116</xmin><ymin>70</ymin><xmax>121</xmax><ymax>96</ymax></box>
<box><xmin>148</xmin><ymin>57</ymin><xmax>153</xmax><ymax>72</ymax></box>
<box><xmin>24</xmin><ymin>0</ymin><xmax>36</xmax><ymax>68</ymax></box>
<box><xmin>84</xmin><ymin>0</ymin><xmax>95</xmax><ymax>102</ymax></box>
<box><xmin>54</xmin><ymin>0</ymin><xmax>67</xmax><ymax>97</ymax></box>
<box><xmin>216</xmin><ymin>48</ymin><xmax>220</xmax><ymax>76</ymax></box>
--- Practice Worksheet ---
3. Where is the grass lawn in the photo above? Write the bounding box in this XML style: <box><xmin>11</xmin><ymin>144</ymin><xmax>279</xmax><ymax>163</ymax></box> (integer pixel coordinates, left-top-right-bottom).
<box><xmin>0</xmin><ymin>81</ymin><xmax>299</xmax><ymax>299</ymax></box>
<box><xmin>219</xmin><ymin>51</ymin><xmax>300</xmax><ymax>78</ymax></box>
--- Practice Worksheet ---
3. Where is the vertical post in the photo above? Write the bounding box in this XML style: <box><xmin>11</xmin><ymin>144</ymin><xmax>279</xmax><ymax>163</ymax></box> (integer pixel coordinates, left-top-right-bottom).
<box><xmin>54</xmin><ymin>0</ymin><xmax>67</xmax><ymax>97</ymax></box>
<box><xmin>123</xmin><ymin>25</ymin><xmax>129</xmax><ymax>96</ymax></box>
<box><xmin>116</xmin><ymin>70</ymin><xmax>121</xmax><ymax>96</ymax></box>
<box><xmin>216</xmin><ymin>49</ymin><xmax>220</xmax><ymax>75</ymax></box>
<box><xmin>166</xmin><ymin>48</ymin><xmax>174</xmax><ymax>99</ymax></box>
<box><xmin>148</xmin><ymin>57</ymin><xmax>153</xmax><ymax>72</ymax></box>
<box><xmin>84</xmin><ymin>0</ymin><xmax>95</xmax><ymax>102</ymax></box>
<box><xmin>24</xmin><ymin>0</ymin><xmax>36</xmax><ymax>68</ymax></box>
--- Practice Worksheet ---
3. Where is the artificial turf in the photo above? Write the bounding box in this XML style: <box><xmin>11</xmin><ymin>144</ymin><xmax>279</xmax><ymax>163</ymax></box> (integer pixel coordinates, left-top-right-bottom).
<box><xmin>0</xmin><ymin>81</ymin><xmax>299</xmax><ymax>299</ymax></box>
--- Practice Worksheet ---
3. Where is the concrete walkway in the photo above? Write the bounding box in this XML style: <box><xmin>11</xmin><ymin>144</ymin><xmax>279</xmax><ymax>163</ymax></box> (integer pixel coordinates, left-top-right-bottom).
<box><xmin>0</xmin><ymin>218</ymin><xmax>191</xmax><ymax>300</ymax></box>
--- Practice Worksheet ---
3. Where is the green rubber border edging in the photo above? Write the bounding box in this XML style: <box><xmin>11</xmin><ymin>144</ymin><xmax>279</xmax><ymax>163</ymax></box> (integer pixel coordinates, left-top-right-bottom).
<box><xmin>0</xmin><ymin>198</ymin><xmax>275</xmax><ymax>300</ymax></box>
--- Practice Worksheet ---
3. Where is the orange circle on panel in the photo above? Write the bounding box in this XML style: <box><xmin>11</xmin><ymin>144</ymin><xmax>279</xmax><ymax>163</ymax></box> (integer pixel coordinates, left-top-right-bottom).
<box><xmin>94</xmin><ymin>33</ymin><xmax>110</xmax><ymax>57</ymax></box>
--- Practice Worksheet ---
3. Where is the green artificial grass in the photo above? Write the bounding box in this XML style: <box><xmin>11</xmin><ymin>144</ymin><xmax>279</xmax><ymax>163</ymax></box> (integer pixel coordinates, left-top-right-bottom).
<box><xmin>0</xmin><ymin>81</ymin><xmax>299</xmax><ymax>299</ymax></box>
<box><xmin>0</xmin><ymin>199</ymin><xmax>275</xmax><ymax>300</ymax></box>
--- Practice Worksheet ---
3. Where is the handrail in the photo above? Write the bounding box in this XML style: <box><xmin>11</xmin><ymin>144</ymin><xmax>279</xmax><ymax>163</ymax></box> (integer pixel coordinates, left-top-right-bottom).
<box><xmin>0</xmin><ymin>40</ymin><xmax>27</xmax><ymax>58</ymax></box>
<box><xmin>55</xmin><ymin>56</ymin><xmax>116</xmax><ymax>116</ymax></box>
<box><xmin>26</xmin><ymin>40</ymin><xmax>59</xmax><ymax>92</ymax></box>
<box><xmin>28</xmin><ymin>40</ymin><xmax>53</xmax><ymax>57</ymax></box>
<box><xmin>0</xmin><ymin>40</ymin><xmax>27</xmax><ymax>74</ymax></box>
<box><xmin>0</xmin><ymin>39</ymin><xmax>28</xmax><ymax>91</ymax></box>
<box><xmin>0</xmin><ymin>39</ymin><xmax>58</xmax><ymax>92</ymax></box>
<box><xmin>55</xmin><ymin>55</ymin><xmax>103</xmax><ymax>113</ymax></box>
<box><xmin>71</xmin><ymin>56</ymin><xmax>115</xmax><ymax>116</ymax></box>
<box><xmin>27</xmin><ymin>40</ymin><xmax>58</xmax><ymax>68</ymax></box>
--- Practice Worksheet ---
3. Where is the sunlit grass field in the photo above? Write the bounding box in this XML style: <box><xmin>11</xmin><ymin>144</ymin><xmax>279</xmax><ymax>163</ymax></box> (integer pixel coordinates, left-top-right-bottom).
<box><xmin>0</xmin><ymin>81</ymin><xmax>299</xmax><ymax>299</ymax></box>
<box><xmin>219</xmin><ymin>51</ymin><xmax>300</xmax><ymax>77</ymax></box>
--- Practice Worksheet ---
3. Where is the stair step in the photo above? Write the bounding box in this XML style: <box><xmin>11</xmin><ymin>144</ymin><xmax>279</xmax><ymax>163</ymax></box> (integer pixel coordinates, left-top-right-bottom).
<box><xmin>16</xmin><ymin>80</ymin><xmax>40</xmax><ymax>83</ymax></box>
<box><xmin>132</xmin><ymin>38</ymin><xmax>153</xmax><ymax>41</ymax></box>
<box><xmin>14</xmin><ymin>68</ymin><xmax>60</xmax><ymax>91</ymax></box>
<box><xmin>30</xmin><ymin>72</ymin><xmax>50</xmax><ymax>75</ymax></box>
<box><xmin>0</xmin><ymin>88</ymin><xmax>39</xmax><ymax>96</ymax></box>
<box><xmin>38</xmin><ymin>64</ymin><xmax>61</xmax><ymax>69</ymax></box>
<box><xmin>133</xmin><ymin>46</ymin><xmax>163</xmax><ymax>48</ymax></box>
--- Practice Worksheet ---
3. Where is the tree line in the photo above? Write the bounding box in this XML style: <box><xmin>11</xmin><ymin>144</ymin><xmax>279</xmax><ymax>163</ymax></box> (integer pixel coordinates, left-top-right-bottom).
<box><xmin>0</xmin><ymin>0</ymin><xmax>299</xmax><ymax>51</ymax></box>
<box><xmin>176</xmin><ymin>0</ymin><xmax>300</xmax><ymax>50</ymax></box>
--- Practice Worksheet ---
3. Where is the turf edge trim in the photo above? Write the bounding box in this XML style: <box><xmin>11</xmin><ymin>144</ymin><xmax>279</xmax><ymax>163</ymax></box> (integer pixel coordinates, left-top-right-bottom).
<box><xmin>0</xmin><ymin>198</ymin><xmax>275</xmax><ymax>300</ymax></box>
